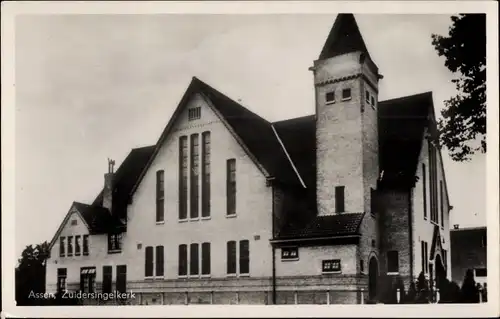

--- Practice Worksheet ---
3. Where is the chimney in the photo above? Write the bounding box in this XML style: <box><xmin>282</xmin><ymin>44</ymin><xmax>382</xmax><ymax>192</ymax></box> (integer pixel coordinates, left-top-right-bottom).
<box><xmin>103</xmin><ymin>158</ymin><xmax>115</xmax><ymax>212</ymax></box>
<box><xmin>453</xmin><ymin>224</ymin><xmax>459</xmax><ymax>230</ymax></box>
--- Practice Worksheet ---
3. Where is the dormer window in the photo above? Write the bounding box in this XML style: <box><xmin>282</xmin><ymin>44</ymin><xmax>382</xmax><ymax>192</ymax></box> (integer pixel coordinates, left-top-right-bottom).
<box><xmin>188</xmin><ymin>107</ymin><xmax>201</xmax><ymax>121</ymax></box>
<box><xmin>108</xmin><ymin>233</ymin><xmax>122</xmax><ymax>253</ymax></box>
<box><xmin>341</xmin><ymin>88</ymin><xmax>352</xmax><ymax>101</ymax></box>
<box><xmin>325</xmin><ymin>91</ymin><xmax>335</xmax><ymax>104</ymax></box>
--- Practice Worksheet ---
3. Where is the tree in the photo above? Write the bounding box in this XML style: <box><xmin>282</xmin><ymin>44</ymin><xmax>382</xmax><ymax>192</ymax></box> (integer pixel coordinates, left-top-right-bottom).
<box><xmin>460</xmin><ymin>269</ymin><xmax>479</xmax><ymax>303</ymax></box>
<box><xmin>431</xmin><ymin>14</ymin><xmax>486</xmax><ymax>162</ymax></box>
<box><xmin>415</xmin><ymin>271</ymin><xmax>430</xmax><ymax>303</ymax></box>
<box><xmin>16</xmin><ymin>241</ymin><xmax>50</xmax><ymax>305</ymax></box>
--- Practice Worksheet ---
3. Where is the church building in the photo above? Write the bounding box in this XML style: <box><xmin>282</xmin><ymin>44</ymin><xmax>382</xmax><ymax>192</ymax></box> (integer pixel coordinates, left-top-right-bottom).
<box><xmin>45</xmin><ymin>14</ymin><xmax>452</xmax><ymax>305</ymax></box>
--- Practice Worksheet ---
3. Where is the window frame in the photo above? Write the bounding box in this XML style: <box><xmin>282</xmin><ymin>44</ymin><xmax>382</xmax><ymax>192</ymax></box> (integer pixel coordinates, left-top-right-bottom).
<box><xmin>188</xmin><ymin>107</ymin><xmax>201</xmax><ymax>121</ymax></box>
<box><xmin>387</xmin><ymin>250</ymin><xmax>400</xmax><ymax>274</ymax></box>
<box><xmin>226</xmin><ymin>159</ymin><xmax>237</xmax><ymax>217</ymax></box>
<box><xmin>226</xmin><ymin>240</ymin><xmax>237</xmax><ymax>276</ymax></box>
<box><xmin>155</xmin><ymin>245</ymin><xmax>164</xmax><ymax>278</ymax></box>
<box><xmin>179</xmin><ymin>136</ymin><xmax>189</xmax><ymax>221</ymax></box>
<box><xmin>239</xmin><ymin>240</ymin><xmax>250</xmax><ymax>276</ymax></box>
<box><xmin>107</xmin><ymin>233</ymin><xmax>122</xmax><ymax>253</ymax></box>
<box><xmin>102</xmin><ymin>265</ymin><xmax>112</xmax><ymax>294</ymax></box>
<box><xmin>325</xmin><ymin>91</ymin><xmax>336</xmax><ymax>104</ymax></box>
<box><xmin>59</xmin><ymin>237</ymin><xmax>66</xmax><ymax>257</ymax></box>
<box><xmin>178</xmin><ymin>244</ymin><xmax>188</xmax><ymax>277</ymax></box>
<box><xmin>281</xmin><ymin>247</ymin><xmax>299</xmax><ymax>261</ymax></box>
<box><xmin>189</xmin><ymin>243</ymin><xmax>200</xmax><ymax>276</ymax></box>
<box><xmin>156</xmin><ymin>170</ymin><xmax>165</xmax><ymax>224</ymax></box>
<box><xmin>67</xmin><ymin>236</ymin><xmax>73</xmax><ymax>256</ymax></box>
<box><xmin>341</xmin><ymin>88</ymin><xmax>352</xmax><ymax>101</ymax></box>
<box><xmin>201</xmin><ymin>242</ymin><xmax>211</xmax><ymax>277</ymax></box>
<box><xmin>82</xmin><ymin>235</ymin><xmax>89</xmax><ymax>256</ymax></box>
<box><xmin>322</xmin><ymin>259</ymin><xmax>342</xmax><ymax>274</ymax></box>
<box><xmin>57</xmin><ymin>268</ymin><xmax>67</xmax><ymax>294</ymax></box>
<box><xmin>190</xmin><ymin>134</ymin><xmax>200</xmax><ymax>220</ymax></box>
<box><xmin>201</xmin><ymin>132</ymin><xmax>211</xmax><ymax>219</ymax></box>
<box><xmin>335</xmin><ymin>186</ymin><xmax>345</xmax><ymax>213</ymax></box>
<box><xmin>75</xmin><ymin>235</ymin><xmax>81</xmax><ymax>256</ymax></box>
<box><xmin>116</xmin><ymin>265</ymin><xmax>127</xmax><ymax>294</ymax></box>
<box><xmin>145</xmin><ymin>246</ymin><xmax>154</xmax><ymax>278</ymax></box>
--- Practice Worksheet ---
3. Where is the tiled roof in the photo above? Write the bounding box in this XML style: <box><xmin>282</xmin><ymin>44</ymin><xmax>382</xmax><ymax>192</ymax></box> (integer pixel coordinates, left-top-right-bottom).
<box><xmin>73</xmin><ymin>202</ymin><xmax>124</xmax><ymax>234</ymax></box>
<box><xmin>277</xmin><ymin>213</ymin><xmax>365</xmax><ymax>239</ymax></box>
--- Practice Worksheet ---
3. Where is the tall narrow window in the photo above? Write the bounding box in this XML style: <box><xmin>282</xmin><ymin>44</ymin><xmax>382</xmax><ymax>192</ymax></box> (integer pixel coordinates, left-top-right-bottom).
<box><xmin>440</xmin><ymin>180</ymin><xmax>444</xmax><ymax>226</ymax></box>
<box><xmin>226</xmin><ymin>159</ymin><xmax>236</xmax><ymax>216</ymax></box>
<box><xmin>201</xmin><ymin>132</ymin><xmax>211</xmax><ymax>218</ymax></box>
<box><xmin>156</xmin><ymin>170</ymin><xmax>165</xmax><ymax>223</ymax></box>
<box><xmin>59</xmin><ymin>237</ymin><xmax>65</xmax><ymax>257</ymax></box>
<box><xmin>83</xmin><ymin>235</ymin><xmax>89</xmax><ymax>256</ymax></box>
<box><xmin>239</xmin><ymin>240</ymin><xmax>250</xmax><ymax>275</ymax></box>
<box><xmin>179</xmin><ymin>136</ymin><xmax>188</xmax><ymax>220</ymax></box>
<box><xmin>421</xmin><ymin>241</ymin><xmax>425</xmax><ymax>273</ymax></box>
<box><xmin>75</xmin><ymin>235</ymin><xmax>81</xmax><ymax>256</ymax></box>
<box><xmin>387</xmin><ymin>251</ymin><xmax>399</xmax><ymax>274</ymax></box>
<box><xmin>156</xmin><ymin>246</ymin><xmax>164</xmax><ymax>277</ymax></box>
<box><xmin>108</xmin><ymin>233</ymin><xmax>122</xmax><ymax>253</ymax></box>
<box><xmin>116</xmin><ymin>265</ymin><xmax>127</xmax><ymax>293</ymax></box>
<box><xmin>57</xmin><ymin>268</ymin><xmax>67</xmax><ymax>294</ymax></box>
<box><xmin>190</xmin><ymin>243</ymin><xmax>199</xmax><ymax>275</ymax></box>
<box><xmin>67</xmin><ymin>236</ymin><xmax>73</xmax><ymax>256</ymax></box>
<box><xmin>335</xmin><ymin>186</ymin><xmax>345</xmax><ymax>213</ymax></box>
<box><xmin>443</xmin><ymin>250</ymin><xmax>447</xmax><ymax>269</ymax></box>
<box><xmin>201</xmin><ymin>242</ymin><xmax>211</xmax><ymax>275</ymax></box>
<box><xmin>178</xmin><ymin>244</ymin><xmax>188</xmax><ymax>276</ymax></box>
<box><xmin>423</xmin><ymin>164</ymin><xmax>427</xmax><ymax>219</ymax></box>
<box><xmin>190</xmin><ymin>134</ymin><xmax>200</xmax><ymax>219</ymax></box>
<box><xmin>145</xmin><ymin>246</ymin><xmax>154</xmax><ymax>277</ymax></box>
<box><xmin>365</xmin><ymin>90</ymin><xmax>370</xmax><ymax>103</ymax></box>
<box><xmin>102</xmin><ymin>266</ymin><xmax>112</xmax><ymax>293</ymax></box>
<box><xmin>227</xmin><ymin>241</ymin><xmax>237</xmax><ymax>275</ymax></box>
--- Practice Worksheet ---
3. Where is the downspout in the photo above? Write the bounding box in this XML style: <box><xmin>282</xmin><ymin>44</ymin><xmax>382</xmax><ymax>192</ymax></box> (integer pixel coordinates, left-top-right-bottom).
<box><xmin>271</xmin><ymin>185</ymin><xmax>277</xmax><ymax>305</ymax></box>
<box><xmin>408</xmin><ymin>188</ymin><xmax>414</xmax><ymax>282</ymax></box>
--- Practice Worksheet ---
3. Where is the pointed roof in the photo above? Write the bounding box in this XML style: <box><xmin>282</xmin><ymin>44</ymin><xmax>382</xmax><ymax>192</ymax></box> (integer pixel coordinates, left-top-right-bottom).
<box><xmin>319</xmin><ymin>14</ymin><xmax>371</xmax><ymax>61</ymax></box>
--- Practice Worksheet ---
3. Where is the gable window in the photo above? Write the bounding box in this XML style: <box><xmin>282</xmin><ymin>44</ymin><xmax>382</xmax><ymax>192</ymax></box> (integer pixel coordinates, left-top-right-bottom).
<box><xmin>179</xmin><ymin>136</ymin><xmax>188</xmax><ymax>220</ymax></box>
<box><xmin>227</xmin><ymin>241</ymin><xmax>237</xmax><ymax>275</ymax></box>
<box><xmin>59</xmin><ymin>237</ymin><xmax>65</xmax><ymax>257</ymax></box>
<box><xmin>387</xmin><ymin>251</ymin><xmax>399</xmax><ymax>274</ymax></box>
<box><xmin>57</xmin><ymin>268</ymin><xmax>67</xmax><ymax>294</ymax></box>
<box><xmin>80</xmin><ymin>267</ymin><xmax>96</xmax><ymax>293</ymax></box>
<box><xmin>108</xmin><ymin>233</ymin><xmax>122</xmax><ymax>253</ymax></box>
<box><xmin>145</xmin><ymin>246</ymin><xmax>154</xmax><ymax>278</ymax></box>
<box><xmin>281</xmin><ymin>247</ymin><xmax>299</xmax><ymax>261</ymax></box>
<box><xmin>102</xmin><ymin>266</ymin><xmax>112</xmax><ymax>293</ymax></box>
<box><xmin>422</xmin><ymin>164</ymin><xmax>427</xmax><ymax>219</ymax></box>
<box><xmin>156</xmin><ymin>245</ymin><xmax>164</xmax><ymax>277</ymax></box>
<box><xmin>341</xmin><ymin>88</ymin><xmax>351</xmax><ymax>101</ymax></box>
<box><xmin>116</xmin><ymin>265</ymin><xmax>127</xmax><ymax>293</ymax></box>
<box><xmin>156</xmin><ymin>170</ymin><xmax>165</xmax><ymax>223</ymax></box>
<box><xmin>440</xmin><ymin>180</ymin><xmax>444</xmax><ymax>227</ymax></box>
<box><xmin>201</xmin><ymin>242</ymin><xmax>211</xmax><ymax>276</ymax></box>
<box><xmin>75</xmin><ymin>235</ymin><xmax>81</xmax><ymax>256</ymax></box>
<box><xmin>71</xmin><ymin>219</ymin><xmax>77</xmax><ymax>226</ymax></box>
<box><xmin>335</xmin><ymin>186</ymin><xmax>345</xmax><ymax>213</ymax></box>
<box><xmin>188</xmin><ymin>107</ymin><xmax>201</xmax><ymax>121</ymax></box>
<box><xmin>322</xmin><ymin>259</ymin><xmax>341</xmax><ymax>273</ymax></box>
<box><xmin>83</xmin><ymin>235</ymin><xmax>89</xmax><ymax>256</ymax></box>
<box><xmin>67</xmin><ymin>236</ymin><xmax>73</xmax><ymax>256</ymax></box>
<box><xmin>239</xmin><ymin>240</ymin><xmax>250</xmax><ymax>275</ymax></box>
<box><xmin>190</xmin><ymin>134</ymin><xmax>200</xmax><ymax>219</ymax></box>
<box><xmin>226</xmin><ymin>159</ymin><xmax>237</xmax><ymax>216</ymax></box>
<box><xmin>325</xmin><ymin>91</ymin><xmax>335</xmax><ymax>104</ymax></box>
<box><xmin>201</xmin><ymin>132</ymin><xmax>211</xmax><ymax>218</ymax></box>
<box><xmin>178</xmin><ymin>244</ymin><xmax>188</xmax><ymax>277</ymax></box>
<box><xmin>190</xmin><ymin>243</ymin><xmax>199</xmax><ymax>276</ymax></box>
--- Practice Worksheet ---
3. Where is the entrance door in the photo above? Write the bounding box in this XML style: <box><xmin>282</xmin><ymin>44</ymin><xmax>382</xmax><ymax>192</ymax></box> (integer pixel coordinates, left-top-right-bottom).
<box><xmin>369</xmin><ymin>257</ymin><xmax>378</xmax><ymax>301</ymax></box>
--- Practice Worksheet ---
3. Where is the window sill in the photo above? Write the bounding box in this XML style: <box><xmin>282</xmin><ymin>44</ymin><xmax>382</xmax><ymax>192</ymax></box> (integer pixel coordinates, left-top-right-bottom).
<box><xmin>387</xmin><ymin>272</ymin><xmax>400</xmax><ymax>276</ymax></box>
<box><xmin>107</xmin><ymin>250</ymin><xmax>122</xmax><ymax>254</ymax></box>
<box><xmin>325</xmin><ymin>101</ymin><xmax>336</xmax><ymax>105</ymax></box>
<box><xmin>156</xmin><ymin>221</ymin><xmax>165</xmax><ymax>225</ymax></box>
<box><xmin>145</xmin><ymin>276</ymin><xmax>154</xmax><ymax>280</ymax></box>
<box><xmin>189</xmin><ymin>218</ymin><xmax>200</xmax><ymax>222</ymax></box>
<box><xmin>226</xmin><ymin>273</ymin><xmax>237</xmax><ymax>278</ymax></box>
<box><xmin>178</xmin><ymin>219</ymin><xmax>188</xmax><ymax>223</ymax></box>
<box><xmin>155</xmin><ymin>276</ymin><xmax>165</xmax><ymax>280</ymax></box>
<box><xmin>341</xmin><ymin>97</ymin><xmax>352</xmax><ymax>102</ymax></box>
<box><xmin>201</xmin><ymin>216</ymin><xmax>211</xmax><ymax>221</ymax></box>
<box><xmin>75</xmin><ymin>253</ymin><xmax>81</xmax><ymax>257</ymax></box>
<box><xmin>200</xmin><ymin>274</ymin><xmax>211</xmax><ymax>278</ymax></box>
<box><xmin>83</xmin><ymin>253</ymin><xmax>89</xmax><ymax>256</ymax></box>
<box><xmin>239</xmin><ymin>273</ymin><xmax>250</xmax><ymax>277</ymax></box>
<box><xmin>322</xmin><ymin>271</ymin><xmax>342</xmax><ymax>274</ymax></box>
<box><xmin>281</xmin><ymin>258</ymin><xmax>299</xmax><ymax>262</ymax></box>
<box><xmin>67</xmin><ymin>254</ymin><xmax>73</xmax><ymax>257</ymax></box>
<box><xmin>178</xmin><ymin>275</ymin><xmax>188</xmax><ymax>279</ymax></box>
<box><xmin>226</xmin><ymin>214</ymin><xmax>237</xmax><ymax>219</ymax></box>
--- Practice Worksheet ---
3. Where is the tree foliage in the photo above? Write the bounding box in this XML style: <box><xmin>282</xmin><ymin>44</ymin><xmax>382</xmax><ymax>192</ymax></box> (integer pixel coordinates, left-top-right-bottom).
<box><xmin>16</xmin><ymin>241</ymin><xmax>50</xmax><ymax>305</ymax></box>
<box><xmin>431</xmin><ymin>14</ymin><xmax>486</xmax><ymax>161</ymax></box>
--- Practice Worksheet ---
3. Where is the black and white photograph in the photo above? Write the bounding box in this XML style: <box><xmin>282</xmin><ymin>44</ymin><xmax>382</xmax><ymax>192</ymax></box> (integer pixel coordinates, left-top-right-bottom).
<box><xmin>1</xmin><ymin>1</ymin><xmax>498</xmax><ymax>317</ymax></box>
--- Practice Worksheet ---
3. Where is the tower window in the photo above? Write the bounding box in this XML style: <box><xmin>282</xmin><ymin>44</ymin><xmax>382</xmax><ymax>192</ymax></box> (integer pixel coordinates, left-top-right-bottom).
<box><xmin>370</xmin><ymin>95</ymin><xmax>375</xmax><ymax>107</ymax></box>
<box><xmin>325</xmin><ymin>91</ymin><xmax>335</xmax><ymax>104</ymax></box>
<box><xmin>365</xmin><ymin>90</ymin><xmax>371</xmax><ymax>104</ymax></box>
<box><xmin>341</xmin><ymin>88</ymin><xmax>351</xmax><ymax>100</ymax></box>
<box><xmin>335</xmin><ymin>186</ymin><xmax>345</xmax><ymax>213</ymax></box>
<box><xmin>387</xmin><ymin>251</ymin><xmax>399</xmax><ymax>274</ymax></box>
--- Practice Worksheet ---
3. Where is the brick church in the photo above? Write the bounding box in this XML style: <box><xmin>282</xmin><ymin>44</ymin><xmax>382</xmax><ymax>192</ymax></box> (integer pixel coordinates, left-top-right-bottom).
<box><xmin>45</xmin><ymin>14</ymin><xmax>452</xmax><ymax>304</ymax></box>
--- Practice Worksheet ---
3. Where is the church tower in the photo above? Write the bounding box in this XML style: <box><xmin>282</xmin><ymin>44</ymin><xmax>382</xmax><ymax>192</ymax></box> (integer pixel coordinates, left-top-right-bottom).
<box><xmin>312</xmin><ymin>14</ymin><xmax>383</xmax><ymax>215</ymax></box>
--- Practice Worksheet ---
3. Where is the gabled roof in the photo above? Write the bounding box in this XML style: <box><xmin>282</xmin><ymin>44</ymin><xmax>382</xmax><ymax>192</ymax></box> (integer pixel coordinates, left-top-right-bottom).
<box><xmin>130</xmin><ymin>77</ymin><xmax>302</xmax><ymax>195</ymax></box>
<box><xmin>319</xmin><ymin>14</ymin><xmax>371</xmax><ymax>61</ymax></box>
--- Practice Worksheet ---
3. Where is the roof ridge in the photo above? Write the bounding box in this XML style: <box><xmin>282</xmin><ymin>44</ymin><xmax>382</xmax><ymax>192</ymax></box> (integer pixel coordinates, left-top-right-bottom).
<box><xmin>380</xmin><ymin>91</ymin><xmax>433</xmax><ymax>104</ymax></box>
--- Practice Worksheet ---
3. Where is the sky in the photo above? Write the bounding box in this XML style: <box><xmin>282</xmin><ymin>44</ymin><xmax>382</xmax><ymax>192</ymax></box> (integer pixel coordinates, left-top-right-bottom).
<box><xmin>14</xmin><ymin>13</ymin><xmax>486</xmax><ymax>257</ymax></box>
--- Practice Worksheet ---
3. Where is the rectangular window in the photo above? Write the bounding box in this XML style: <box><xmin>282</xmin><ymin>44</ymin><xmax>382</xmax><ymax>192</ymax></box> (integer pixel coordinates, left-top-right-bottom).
<box><xmin>365</xmin><ymin>90</ymin><xmax>370</xmax><ymax>103</ymax></box>
<box><xmin>227</xmin><ymin>241</ymin><xmax>237</xmax><ymax>275</ymax></box>
<box><xmin>281</xmin><ymin>247</ymin><xmax>299</xmax><ymax>261</ymax></box>
<box><xmin>67</xmin><ymin>236</ymin><xmax>73</xmax><ymax>256</ymax></box>
<box><xmin>179</xmin><ymin>136</ymin><xmax>188</xmax><ymax>220</ymax></box>
<box><xmin>423</xmin><ymin>164</ymin><xmax>427</xmax><ymax>219</ymax></box>
<box><xmin>201</xmin><ymin>242</ymin><xmax>211</xmax><ymax>275</ymax></box>
<box><xmin>188</xmin><ymin>107</ymin><xmax>201</xmax><ymax>121</ymax></box>
<box><xmin>156</xmin><ymin>170</ymin><xmax>165</xmax><ymax>223</ymax></box>
<box><xmin>178</xmin><ymin>244</ymin><xmax>188</xmax><ymax>276</ymax></box>
<box><xmin>475</xmin><ymin>268</ymin><xmax>487</xmax><ymax>277</ymax></box>
<box><xmin>239</xmin><ymin>240</ymin><xmax>250</xmax><ymax>275</ymax></box>
<box><xmin>108</xmin><ymin>233</ymin><xmax>122</xmax><ymax>253</ymax></box>
<box><xmin>371</xmin><ymin>95</ymin><xmax>375</xmax><ymax>107</ymax></box>
<box><xmin>201</xmin><ymin>132</ymin><xmax>211</xmax><ymax>218</ymax></box>
<box><xmin>190</xmin><ymin>134</ymin><xmax>200</xmax><ymax>219</ymax></box>
<box><xmin>102</xmin><ymin>266</ymin><xmax>112</xmax><ymax>293</ymax></box>
<box><xmin>75</xmin><ymin>235</ymin><xmax>81</xmax><ymax>256</ymax></box>
<box><xmin>341</xmin><ymin>88</ymin><xmax>351</xmax><ymax>100</ymax></box>
<box><xmin>226</xmin><ymin>159</ymin><xmax>236</xmax><ymax>216</ymax></box>
<box><xmin>57</xmin><ymin>268</ymin><xmax>67</xmax><ymax>294</ymax></box>
<box><xmin>421</xmin><ymin>241</ymin><xmax>425</xmax><ymax>273</ymax></box>
<box><xmin>335</xmin><ymin>186</ymin><xmax>345</xmax><ymax>213</ymax></box>
<box><xmin>116</xmin><ymin>265</ymin><xmax>127</xmax><ymax>293</ymax></box>
<box><xmin>325</xmin><ymin>91</ymin><xmax>335</xmax><ymax>104</ymax></box>
<box><xmin>322</xmin><ymin>259</ymin><xmax>341</xmax><ymax>273</ymax></box>
<box><xmin>71</xmin><ymin>219</ymin><xmax>77</xmax><ymax>226</ymax></box>
<box><xmin>80</xmin><ymin>267</ymin><xmax>96</xmax><ymax>293</ymax></box>
<box><xmin>387</xmin><ymin>251</ymin><xmax>399</xmax><ymax>274</ymax></box>
<box><xmin>424</xmin><ymin>241</ymin><xmax>429</xmax><ymax>273</ymax></box>
<box><xmin>83</xmin><ymin>235</ymin><xmax>89</xmax><ymax>256</ymax></box>
<box><xmin>156</xmin><ymin>246</ymin><xmax>164</xmax><ymax>277</ymax></box>
<box><xmin>440</xmin><ymin>180</ymin><xmax>444</xmax><ymax>226</ymax></box>
<box><xmin>59</xmin><ymin>237</ymin><xmax>65</xmax><ymax>257</ymax></box>
<box><xmin>145</xmin><ymin>246</ymin><xmax>154</xmax><ymax>277</ymax></box>
<box><xmin>190</xmin><ymin>243</ymin><xmax>199</xmax><ymax>275</ymax></box>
